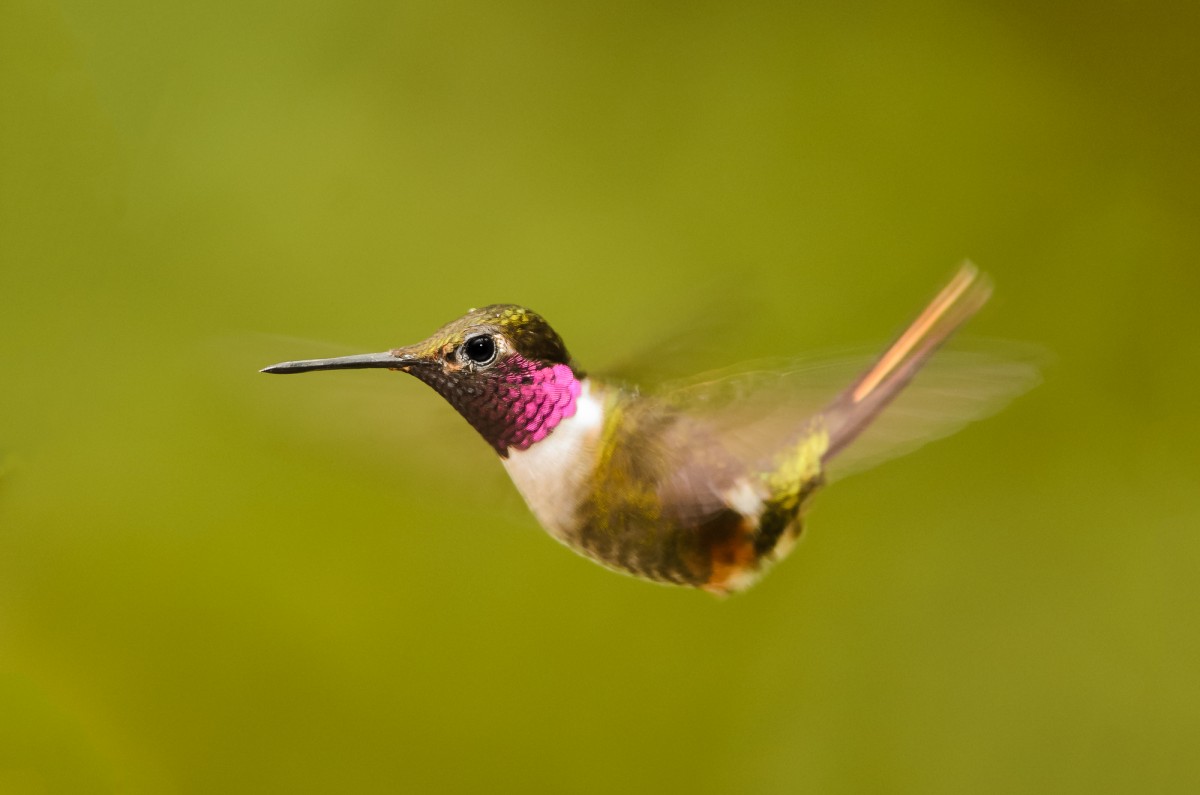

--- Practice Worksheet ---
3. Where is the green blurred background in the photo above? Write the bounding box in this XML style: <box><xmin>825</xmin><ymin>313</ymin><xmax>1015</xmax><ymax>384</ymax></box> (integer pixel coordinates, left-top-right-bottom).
<box><xmin>3</xmin><ymin>0</ymin><xmax>1199</xmax><ymax>792</ymax></box>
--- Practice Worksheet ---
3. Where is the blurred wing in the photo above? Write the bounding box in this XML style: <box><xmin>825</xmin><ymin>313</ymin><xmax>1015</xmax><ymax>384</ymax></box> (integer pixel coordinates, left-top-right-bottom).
<box><xmin>655</xmin><ymin>340</ymin><xmax>1042</xmax><ymax>484</ymax></box>
<box><xmin>821</xmin><ymin>343</ymin><xmax>1042</xmax><ymax>479</ymax></box>
<box><xmin>639</xmin><ymin>264</ymin><xmax>1041</xmax><ymax>524</ymax></box>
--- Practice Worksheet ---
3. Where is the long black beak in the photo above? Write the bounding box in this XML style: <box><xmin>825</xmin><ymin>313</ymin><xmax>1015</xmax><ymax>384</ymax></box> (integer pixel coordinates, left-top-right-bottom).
<box><xmin>260</xmin><ymin>351</ymin><xmax>419</xmax><ymax>374</ymax></box>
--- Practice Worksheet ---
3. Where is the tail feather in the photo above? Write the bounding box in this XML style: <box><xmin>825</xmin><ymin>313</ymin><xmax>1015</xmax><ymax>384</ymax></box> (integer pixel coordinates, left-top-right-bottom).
<box><xmin>823</xmin><ymin>262</ymin><xmax>993</xmax><ymax>461</ymax></box>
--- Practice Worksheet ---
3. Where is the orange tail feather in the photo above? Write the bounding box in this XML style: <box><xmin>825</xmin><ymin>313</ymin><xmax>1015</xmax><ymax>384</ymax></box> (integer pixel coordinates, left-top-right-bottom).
<box><xmin>823</xmin><ymin>263</ymin><xmax>993</xmax><ymax>461</ymax></box>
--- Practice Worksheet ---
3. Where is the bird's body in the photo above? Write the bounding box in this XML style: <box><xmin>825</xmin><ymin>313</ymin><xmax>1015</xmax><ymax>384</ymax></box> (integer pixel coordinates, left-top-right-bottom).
<box><xmin>494</xmin><ymin>376</ymin><xmax>827</xmax><ymax>593</ymax></box>
<box><xmin>263</xmin><ymin>264</ymin><xmax>1022</xmax><ymax>593</ymax></box>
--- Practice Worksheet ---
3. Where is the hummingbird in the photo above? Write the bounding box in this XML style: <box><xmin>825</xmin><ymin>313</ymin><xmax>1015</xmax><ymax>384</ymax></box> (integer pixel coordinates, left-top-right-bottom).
<box><xmin>263</xmin><ymin>263</ymin><xmax>1021</xmax><ymax>594</ymax></box>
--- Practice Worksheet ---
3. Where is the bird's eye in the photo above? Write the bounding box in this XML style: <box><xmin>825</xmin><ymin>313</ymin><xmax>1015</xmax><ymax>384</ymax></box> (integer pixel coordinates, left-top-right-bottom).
<box><xmin>463</xmin><ymin>335</ymin><xmax>497</xmax><ymax>365</ymax></box>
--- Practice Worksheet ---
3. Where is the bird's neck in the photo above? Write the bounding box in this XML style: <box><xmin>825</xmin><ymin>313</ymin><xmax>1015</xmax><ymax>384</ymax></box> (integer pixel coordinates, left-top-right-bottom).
<box><xmin>499</xmin><ymin>378</ymin><xmax>611</xmax><ymax>540</ymax></box>
<box><xmin>413</xmin><ymin>356</ymin><xmax>584</xmax><ymax>455</ymax></box>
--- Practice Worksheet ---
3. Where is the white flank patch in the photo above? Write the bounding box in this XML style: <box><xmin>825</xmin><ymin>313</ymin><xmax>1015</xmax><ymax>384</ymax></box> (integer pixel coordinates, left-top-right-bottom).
<box><xmin>501</xmin><ymin>379</ymin><xmax>605</xmax><ymax>541</ymax></box>
<box><xmin>722</xmin><ymin>477</ymin><xmax>766</xmax><ymax>519</ymax></box>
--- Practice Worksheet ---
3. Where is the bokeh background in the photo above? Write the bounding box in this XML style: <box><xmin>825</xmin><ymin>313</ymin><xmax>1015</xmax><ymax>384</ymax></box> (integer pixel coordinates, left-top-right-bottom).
<box><xmin>3</xmin><ymin>1</ymin><xmax>1199</xmax><ymax>792</ymax></box>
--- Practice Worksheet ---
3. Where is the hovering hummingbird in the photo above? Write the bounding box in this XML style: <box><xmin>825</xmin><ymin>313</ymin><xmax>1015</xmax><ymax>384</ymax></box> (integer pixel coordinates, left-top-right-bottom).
<box><xmin>263</xmin><ymin>263</ymin><xmax>1025</xmax><ymax>594</ymax></box>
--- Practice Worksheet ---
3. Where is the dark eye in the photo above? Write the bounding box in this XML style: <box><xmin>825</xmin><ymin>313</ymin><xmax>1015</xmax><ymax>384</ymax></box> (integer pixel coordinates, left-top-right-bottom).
<box><xmin>463</xmin><ymin>335</ymin><xmax>497</xmax><ymax>365</ymax></box>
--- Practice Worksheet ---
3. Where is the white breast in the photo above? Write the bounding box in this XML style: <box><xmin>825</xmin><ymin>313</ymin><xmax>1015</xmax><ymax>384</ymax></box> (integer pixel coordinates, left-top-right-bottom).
<box><xmin>500</xmin><ymin>379</ymin><xmax>605</xmax><ymax>541</ymax></box>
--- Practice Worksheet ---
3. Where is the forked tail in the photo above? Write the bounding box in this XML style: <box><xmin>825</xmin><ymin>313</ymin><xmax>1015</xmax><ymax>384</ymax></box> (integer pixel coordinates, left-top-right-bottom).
<box><xmin>822</xmin><ymin>263</ymin><xmax>993</xmax><ymax>461</ymax></box>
